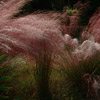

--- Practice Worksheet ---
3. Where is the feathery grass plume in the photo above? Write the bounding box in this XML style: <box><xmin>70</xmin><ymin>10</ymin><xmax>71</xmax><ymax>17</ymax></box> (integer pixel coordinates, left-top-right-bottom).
<box><xmin>0</xmin><ymin>1</ymin><xmax>69</xmax><ymax>56</ymax></box>
<box><xmin>58</xmin><ymin>52</ymin><xmax>100</xmax><ymax>100</ymax></box>
<box><xmin>0</xmin><ymin>0</ymin><xmax>26</xmax><ymax>24</ymax></box>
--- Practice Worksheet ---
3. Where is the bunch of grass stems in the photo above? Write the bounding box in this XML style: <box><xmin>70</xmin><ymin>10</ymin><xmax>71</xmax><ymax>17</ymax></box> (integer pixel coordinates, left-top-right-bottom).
<box><xmin>54</xmin><ymin>51</ymin><xmax>100</xmax><ymax>100</ymax></box>
<box><xmin>33</xmin><ymin>38</ymin><xmax>53</xmax><ymax>100</ymax></box>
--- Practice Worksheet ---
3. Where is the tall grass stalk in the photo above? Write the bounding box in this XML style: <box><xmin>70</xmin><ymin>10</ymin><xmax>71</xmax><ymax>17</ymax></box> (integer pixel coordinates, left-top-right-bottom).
<box><xmin>33</xmin><ymin>38</ymin><xmax>53</xmax><ymax>100</ymax></box>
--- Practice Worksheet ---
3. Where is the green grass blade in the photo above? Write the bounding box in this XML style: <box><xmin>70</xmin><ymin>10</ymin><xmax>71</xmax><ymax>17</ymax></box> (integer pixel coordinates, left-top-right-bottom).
<box><xmin>0</xmin><ymin>95</ymin><xmax>9</xmax><ymax>99</ymax></box>
<box><xmin>0</xmin><ymin>55</ymin><xmax>6</xmax><ymax>60</ymax></box>
<box><xmin>0</xmin><ymin>86</ymin><xmax>12</xmax><ymax>90</ymax></box>
<box><xmin>0</xmin><ymin>77</ymin><xmax>12</xmax><ymax>81</ymax></box>
<box><xmin>0</xmin><ymin>66</ymin><xmax>8</xmax><ymax>71</ymax></box>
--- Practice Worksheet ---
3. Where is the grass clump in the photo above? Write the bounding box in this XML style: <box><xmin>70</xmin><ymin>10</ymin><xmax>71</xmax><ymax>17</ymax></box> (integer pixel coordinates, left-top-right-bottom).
<box><xmin>1</xmin><ymin>37</ymin><xmax>100</xmax><ymax>100</ymax></box>
<box><xmin>63</xmin><ymin>53</ymin><xmax>100</xmax><ymax>100</ymax></box>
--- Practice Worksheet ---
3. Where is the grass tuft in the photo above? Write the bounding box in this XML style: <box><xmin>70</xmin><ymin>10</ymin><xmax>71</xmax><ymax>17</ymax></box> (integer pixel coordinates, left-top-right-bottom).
<box><xmin>62</xmin><ymin>52</ymin><xmax>100</xmax><ymax>100</ymax></box>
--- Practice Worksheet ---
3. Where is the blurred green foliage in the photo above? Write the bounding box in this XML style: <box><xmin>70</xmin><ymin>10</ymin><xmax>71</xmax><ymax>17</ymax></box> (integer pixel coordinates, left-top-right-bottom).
<box><xmin>66</xmin><ymin>8</ymin><xmax>78</xmax><ymax>15</ymax></box>
<box><xmin>0</xmin><ymin>55</ymin><xmax>12</xmax><ymax>99</ymax></box>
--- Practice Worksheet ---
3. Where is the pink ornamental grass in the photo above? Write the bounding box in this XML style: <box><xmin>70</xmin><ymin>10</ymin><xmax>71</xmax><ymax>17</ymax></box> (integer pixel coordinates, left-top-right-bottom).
<box><xmin>0</xmin><ymin>0</ymin><xmax>68</xmax><ymax>56</ymax></box>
